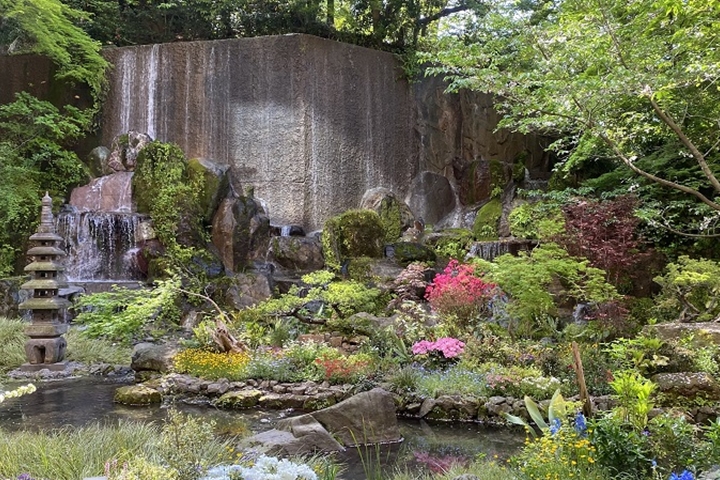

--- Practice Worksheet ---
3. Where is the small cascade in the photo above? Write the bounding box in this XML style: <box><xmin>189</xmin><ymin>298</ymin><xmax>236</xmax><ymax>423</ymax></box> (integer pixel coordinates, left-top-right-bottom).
<box><xmin>56</xmin><ymin>210</ymin><xmax>145</xmax><ymax>283</ymax></box>
<box><xmin>280</xmin><ymin>225</ymin><xmax>292</xmax><ymax>237</ymax></box>
<box><xmin>466</xmin><ymin>239</ymin><xmax>538</xmax><ymax>262</ymax></box>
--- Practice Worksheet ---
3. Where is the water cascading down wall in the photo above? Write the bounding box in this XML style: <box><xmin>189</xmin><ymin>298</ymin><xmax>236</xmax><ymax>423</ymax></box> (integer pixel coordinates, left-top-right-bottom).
<box><xmin>100</xmin><ymin>34</ymin><xmax>419</xmax><ymax>231</ymax></box>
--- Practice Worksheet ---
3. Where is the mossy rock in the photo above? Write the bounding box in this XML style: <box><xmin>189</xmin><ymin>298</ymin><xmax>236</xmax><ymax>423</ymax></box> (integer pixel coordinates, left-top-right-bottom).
<box><xmin>392</xmin><ymin>242</ymin><xmax>436</xmax><ymax>266</ymax></box>
<box><xmin>321</xmin><ymin>209</ymin><xmax>385</xmax><ymax>270</ymax></box>
<box><xmin>187</xmin><ymin>158</ymin><xmax>230</xmax><ymax>223</ymax></box>
<box><xmin>473</xmin><ymin>198</ymin><xmax>502</xmax><ymax>240</ymax></box>
<box><xmin>114</xmin><ymin>385</ymin><xmax>162</xmax><ymax>405</ymax></box>
<box><xmin>360</xmin><ymin>188</ymin><xmax>415</xmax><ymax>243</ymax></box>
<box><xmin>216</xmin><ymin>389</ymin><xmax>263</xmax><ymax>409</ymax></box>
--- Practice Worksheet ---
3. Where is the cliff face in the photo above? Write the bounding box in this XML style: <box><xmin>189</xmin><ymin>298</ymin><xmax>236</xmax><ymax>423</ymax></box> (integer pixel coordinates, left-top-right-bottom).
<box><xmin>1</xmin><ymin>34</ymin><xmax>552</xmax><ymax>230</ymax></box>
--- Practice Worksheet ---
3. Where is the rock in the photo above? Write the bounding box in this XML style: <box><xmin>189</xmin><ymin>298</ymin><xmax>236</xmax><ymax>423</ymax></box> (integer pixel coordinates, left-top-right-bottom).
<box><xmin>646</xmin><ymin>323</ymin><xmax>720</xmax><ymax>348</ymax></box>
<box><xmin>206</xmin><ymin>378</ymin><xmax>231</xmax><ymax>396</ymax></box>
<box><xmin>360</xmin><ymin>188</ymin><xmax>415</xmax><ymax>242</ymax></box>
<box><xmin>473</xmin><ymin>198</ymin><xmax>502</xmax><ymax>240</ymax></box>
<box><xmin>424</xmin><ymin>395</ymin><xmax>479</xmax><ymax>421</ymax></box>
<box><xmin>0</xmin><ymin>277</ymin><xmax>27</xmax><ymax>318</ymax></box>
<box><xmin>187</xmin><ymin>158</ymin><xmax>230</xmax><ymax>223</ymax></box>
<box><xmin>391</xmin><ymin>242</ymin><xmax>436</xmax><ymax>266</ymax></box>
<box><xmin>652</xmin><ymin>372</ymin><xmax>720</xmax><ymax>400</ymax></box>
<box><xmin>243</xmin><ymin>417</ymin><xmax>345</xmax><ymax>456</ymax></box>
<box><xmin>86</xmin><ymin>146</ymin><xmax>111</xmax><ymax>177</ymax></box>
<box><xmin>211</xmin><ymin>196</ymin><xmax>271</xmax><ymax>272</ymax></box>
<box><xmin>130</xmin><ymin>343</ymin><xmax>179</xmax><ymax>373</ymax></box>
<box><xmin>405</xmin><ymin>172</ymin><xmax>455</xmax><ymax>226</ymax></box>
<box><xmin>224</xmin><ymin>271</ymin><xmax>273</xmax><ymax>309</ymax></box>
<box><xmin>278</xmin><ymin>387</ymin><xmax>401</xmax><ymax>447</ymax></box>
<box><xmin>106</xmin><ymin>131</ymin><xmax>152</xmax><ymax>173</ymax></box>
<box><xmin>69</xmin><ymin>172</ymin><xmax>135</xmax><ymax>214</ymax></box>
<box><xmin>216</xmin><ymin>389</ymin><xmax>264</xmax><ymax>408</ymax></box>
<box><xmin>321</xmin><ymin>209</ymin><xmax>385</xmax><ymax>270</ymax></box>
<box><xmin>268</xmin><ymin>236</ymin><xmax>325</xmax><ymax>272</ymax></box>
<box><xmin>114</xmin><ymin>385</ymin><xmax>161</xmax><ymax>405</ymax></box>
<box><xmin>270</xmin><ymin>225</ymin><xmax>306</xmax><ymax>236</ymax></box>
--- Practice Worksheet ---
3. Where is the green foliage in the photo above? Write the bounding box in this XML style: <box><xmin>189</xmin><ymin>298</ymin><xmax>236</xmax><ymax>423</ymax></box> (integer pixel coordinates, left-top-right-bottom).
<box><xmin>377</xmin><ymin>196</ymin><xmax>403</xmax><ymax>242</ymax></box>
<box><xmin>654</xmin><ymin>255</ymin><xmax>720</xmax><ymax>322</ymax></box>
<box><xmin>609</xmin><ymin>371</ymin><xmax>656</xmax><ymax>430</ymax></box>
<box><xmin>321</xmin><ymin>209</ymin><xmax>385</xmax><ymax>270</ymax></box>
<box><xmin>605</xmin><ymin>336</ymin><xmax>669</xmax><ymax>376</ymax></box>
<box><xmin>159</xmin><ymin>408</ymin><xmax>231</xmax><ymax>480</ymax></box>
<box><xmin>508</xmin><ymin>202</ymin><xmax>564</xmax><ymax>240</ymax></box>
<box><xmin>0</xmin><ymin>422</ymin><xmax>165</xmax><ymax>480</ymax></box>
<box><xmin>474</xmin><ymin>243</ymin><xmax>618</xmax><ymax>338</ymax></box>
<box><xmin>505</xmin><ymin>389</ymin><xmax>568</xmax><ymax>436</ymax></box>
<box><xmin>429</xmin><ymin>229</ymin><xmax>473</xmax><ymax>260</ymax></box>
<box><xmin>0</xmin><ymin>0</ymin><xmax>109</xmax><ymax>101</ymax></box>
<box><xmin>424</xmin><ymin>0</ymin><xmax>720</xmax><ymax>235</ymax></box>
<box><xmin>106</xmin><ymin>457</ymin><xmax>179</xmax><ymax>480</ymax></box>
<box><xmin>0</xmin><ymin>316</ymin><xmax>27</xmax><ymax>372</ymax></box>
<box><xmin>0</xmin><ymin>93</ymin><xmax>91</xmax><ymax>275</ymax></box>
<box><xmin>65</xmin><ymin>328</ymin><xmax>133</xmax><ymax>365</ymax></box>
<box><xmin>73</xmin><ymin>276</ymin><xmax>181</xmax><ymax>343</ymax></box>
<box><xmin>473</xmin><ymin>198</ymin><xmax>502</xmax><ymax>240</ymax></box>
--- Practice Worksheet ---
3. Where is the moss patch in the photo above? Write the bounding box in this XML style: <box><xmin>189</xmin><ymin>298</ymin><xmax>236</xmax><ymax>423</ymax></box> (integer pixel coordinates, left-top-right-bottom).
<box><xmin>378</xmin><ymin>197</ymin><xmax>403</xmax><ymax>242</ymax></box>
<box><xmin>321</xmin><ymin>209</ymin><xmax>385</xmax><ymax>270</ymax></box>
<box><xmin>473</xmin><ymin>198</ymin><xmax>502</xmax><ymax>240</ymax></box>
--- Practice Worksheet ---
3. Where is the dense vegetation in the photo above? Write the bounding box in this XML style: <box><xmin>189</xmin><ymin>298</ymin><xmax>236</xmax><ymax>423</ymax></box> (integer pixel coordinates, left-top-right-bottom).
<box><xmin>2</xmin><ymin>0</ymin><xmax>720</xmax><ymax>479</ymax></box>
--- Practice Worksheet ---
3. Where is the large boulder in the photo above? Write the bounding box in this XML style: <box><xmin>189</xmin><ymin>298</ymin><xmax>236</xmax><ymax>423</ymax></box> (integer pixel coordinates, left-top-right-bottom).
<box><xmin>405</xmin><ymin>171</ymin><xmax>455</xmax><ymax>226</ymax></box>
<box><xmin>244</xmin><ymin>388</ymin><xmax>401</xmax><ymax>456</ymax></box>
<box><xmin>282</xmin><ymin>387</ymin><xmax>401</xmax><ymax>447</ymax></box>
<box><xmin>360</xmin><ymin>188</ymin><xmax>415</xmax><ymax>242</ymax></box>
<box><xmin>268</xmin><ymin>236</ymin><xmax>325</xmax><ymax>272</ymax></box>
<box><xmin>321</xmin><ymin>210</ymin><xmax>385</xmax><ymax>270</ymax></box>
<box><xmin>68</xmin><ymin>171</ymin><xmax>135</xmax><ymax>214</ymax></box>
<box><xmin>224</xmin><ymin>271</ymin><xmax>273</xmax><ymax>309</ymax></box>
<box><xmin>130</xmin><ymin>343</ymin><xmax>179</xmax><ymax>373</ymax></box>
<box><xmin>187</xmin><ymin>158</ymin><xmax>230</xmax><ymax>223</ymax></box>
<box><xmin>646</xmin><ymin>323</ymin><xmax>720</xmax><ymax>348</ymax></box>
<box><xmin>652</xmin><ymin>372</ymin><xmax>720</xmax><ymax>401</ymax></box>
<box><xmin>211</xmin><ymin>196</ymin><xmax>271</xmax><ymax>272</ymax></box>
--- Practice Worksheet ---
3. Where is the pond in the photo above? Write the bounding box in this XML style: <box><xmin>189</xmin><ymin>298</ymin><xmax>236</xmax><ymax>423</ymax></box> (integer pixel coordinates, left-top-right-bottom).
<box><xmin>0</xmin><ymin>378</ymin><xmax>524</xmax><ymax>478</ymax></box>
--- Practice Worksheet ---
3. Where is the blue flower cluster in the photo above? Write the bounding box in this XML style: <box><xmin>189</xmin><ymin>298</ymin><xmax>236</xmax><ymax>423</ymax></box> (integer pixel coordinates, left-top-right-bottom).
<box><xmin>669</xmin><ymin>471</ymin><xmax>694</xmax><ymax>480</ymax></box>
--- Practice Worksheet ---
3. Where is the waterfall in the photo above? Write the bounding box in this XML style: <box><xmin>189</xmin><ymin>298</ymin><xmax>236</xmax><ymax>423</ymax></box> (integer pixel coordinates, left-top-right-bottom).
<box><xmin>280</xmin><ymin>225</ymin><xmax>292</xmax><ymax>236</ymax></box>
<box><xmin>57</xmin><ymin>211</ymin><xmax>145</xmax><ymax>282</ymax></box>
<box><xmin>466</xmin><ymin>239</ymin><xmax>538</xmax><ymax>262</ymax></box>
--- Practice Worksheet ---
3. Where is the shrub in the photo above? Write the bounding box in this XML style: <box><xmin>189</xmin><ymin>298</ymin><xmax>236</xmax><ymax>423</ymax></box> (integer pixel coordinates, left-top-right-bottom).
<box><xmin>411</xmin><ymin>337</ymin><xmax>465</xmax><ymax>369</ymax></box>
<box><xmin>425</xmin><ymin>259</ymin><xmax>498</xmax><ymax>327</ymax></box>
<box><xmin>474</xmin><ymin>243</ymin><xmax>619</xmax><ymax>338</ymax></box>
<box><xmin>73</xmin><ymin>276</ymin><xmax>180</xmax><ymax>343</ymax></box>
<box><xmin>0</xmin><ymin>316</ymin><xmax>27</xmax><ymax>372</ymax></box>
<box><xmin>653</xmin><ymin>256</ymin><xmax>720</xmax><ymax>322</ymax></box>
<box><xmin>557</xmin><ymin>195</ymin><xmax>650</xmax><ymax>287</ymax></box>
<box><xmin>508</xmin><ymin>201</ymin><xmax>564</xmax><ymax>240</ymax></box>
<box><xmin>314</xmin><ymin>353</ymin><xmax>374</xmax><ymax>384</ymax></box>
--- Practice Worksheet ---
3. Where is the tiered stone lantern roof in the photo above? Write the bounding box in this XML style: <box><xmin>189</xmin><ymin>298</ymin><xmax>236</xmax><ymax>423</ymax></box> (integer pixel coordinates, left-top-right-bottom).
<box><xmin>18</xmin><ymin>193</ymin><xmax>69</xmax><ymax>370</ymax></box>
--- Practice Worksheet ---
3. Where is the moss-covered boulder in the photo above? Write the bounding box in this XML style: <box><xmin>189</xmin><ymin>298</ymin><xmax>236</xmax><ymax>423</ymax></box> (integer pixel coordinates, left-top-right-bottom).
<box><xmin>187</xmin><ymin>158</ymin><xmax>230</xmax><ymax>223</ymax></box>
<box><xmin>392</xmin><ymin>242</ymin><xmax>436</xmax><ymax>266</ymax></box>
<box><xmin>321</xmin><ymin>209</ymin><xmax>385</xmax><ymax>270</ymax></box>
<box><xmin>473</xmin><ymin>198</ymin><xmax>502</xmax><ymax>240</ymax></box>
<box><xmin>360</xmin><ymin>188</ymin><xmax>415</xmax><ymax>242</ymax></box>
<box><xmin>114</xmin><ymin>385</ymin><xmax>162</xmax><ymax>405</ymax></box>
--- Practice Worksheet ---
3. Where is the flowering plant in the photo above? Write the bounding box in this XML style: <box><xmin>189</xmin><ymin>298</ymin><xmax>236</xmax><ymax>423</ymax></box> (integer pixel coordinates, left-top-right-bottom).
<box><xmin>411</xmin><ymin>337</ymin><xmax>465</xmax><ymax>369</ymax></box>
<box><xmin>0</xmin><ymin>383</ymin><xmax>36</xmax><ymax>404</ymax></box>
<box><xmin>425</xmin><ymin>259</ymin><xmax>498</xmax><ymax>328</ymax></box>
<box><xmin>222</xmin><ymin>455</ymin><xmax>318</xmax><ymax>480</ymax></box>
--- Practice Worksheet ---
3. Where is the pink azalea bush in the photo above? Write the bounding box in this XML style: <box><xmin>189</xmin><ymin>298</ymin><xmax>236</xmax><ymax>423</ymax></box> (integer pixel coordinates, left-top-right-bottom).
<box><xmin>424</xmin><ymin>259</ymin><xmax>499</xmax><ymax>324</ymax></box>
<box><xmin>412</xmin><ymin>337</ymin><xmax>466</xmax><ymax>358</ymax></box>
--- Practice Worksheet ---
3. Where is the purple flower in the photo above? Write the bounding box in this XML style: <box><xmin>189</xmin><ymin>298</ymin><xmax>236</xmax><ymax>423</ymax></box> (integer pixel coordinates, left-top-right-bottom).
<box><xmin>17</xmin><ymin>474</ymin><xmax>35</xmax><ymax>480</ymax></box>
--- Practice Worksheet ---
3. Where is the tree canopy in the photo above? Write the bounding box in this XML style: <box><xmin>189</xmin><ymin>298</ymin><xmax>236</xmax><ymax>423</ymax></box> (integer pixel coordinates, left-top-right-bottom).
<box><xmin>424</xmin><ymin>0</ymin><xmax>720</xmax><ymax>236</ymax></box>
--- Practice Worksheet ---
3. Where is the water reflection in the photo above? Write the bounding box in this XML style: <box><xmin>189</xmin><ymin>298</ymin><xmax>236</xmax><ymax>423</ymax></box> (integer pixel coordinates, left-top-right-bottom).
<box><xmin>0</xmin><ymin>378</ymin><xmax>524</xmax><ymax>477</ymax></box>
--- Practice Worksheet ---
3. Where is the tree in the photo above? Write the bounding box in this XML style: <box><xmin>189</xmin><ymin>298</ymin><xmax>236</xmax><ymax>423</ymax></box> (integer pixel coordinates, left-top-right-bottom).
<box><xmin>424</xmin><ymin>0</ymin><xmax>720</xmax><ymax>236</ymax></box>
<box><xmin>0</xmin><ymin>0</ymin><xmax>109</xmax><ymax>102</ymax></box>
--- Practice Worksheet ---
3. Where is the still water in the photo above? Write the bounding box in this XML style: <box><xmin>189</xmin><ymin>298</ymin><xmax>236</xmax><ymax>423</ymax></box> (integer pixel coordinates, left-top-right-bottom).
<box><xmin>0</xmin><ymin>378</ymin><xmax>524</xmax><ymax>477</ymax></box>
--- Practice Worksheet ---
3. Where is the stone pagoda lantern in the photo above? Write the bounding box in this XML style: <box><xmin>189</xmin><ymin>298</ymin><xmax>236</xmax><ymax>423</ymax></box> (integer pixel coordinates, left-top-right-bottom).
<box><xmin>18</xmin><ymin>193</ymin><xmax>70</xmax><ymax>370</ymax></box>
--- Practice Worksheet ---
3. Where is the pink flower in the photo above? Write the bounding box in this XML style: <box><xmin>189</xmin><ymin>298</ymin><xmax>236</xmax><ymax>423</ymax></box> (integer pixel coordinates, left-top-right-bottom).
<box><xmin>411</xmin><ymin>337</ymin><xmax>465</xmax><ymax>359</ymax></box>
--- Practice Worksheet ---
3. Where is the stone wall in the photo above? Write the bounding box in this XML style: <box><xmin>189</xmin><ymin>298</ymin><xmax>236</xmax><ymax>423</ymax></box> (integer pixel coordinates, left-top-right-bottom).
<box><xmin>0</xmin><ymin>35</ymin><xmax>553</xmax><ymax>230</ymax></box>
